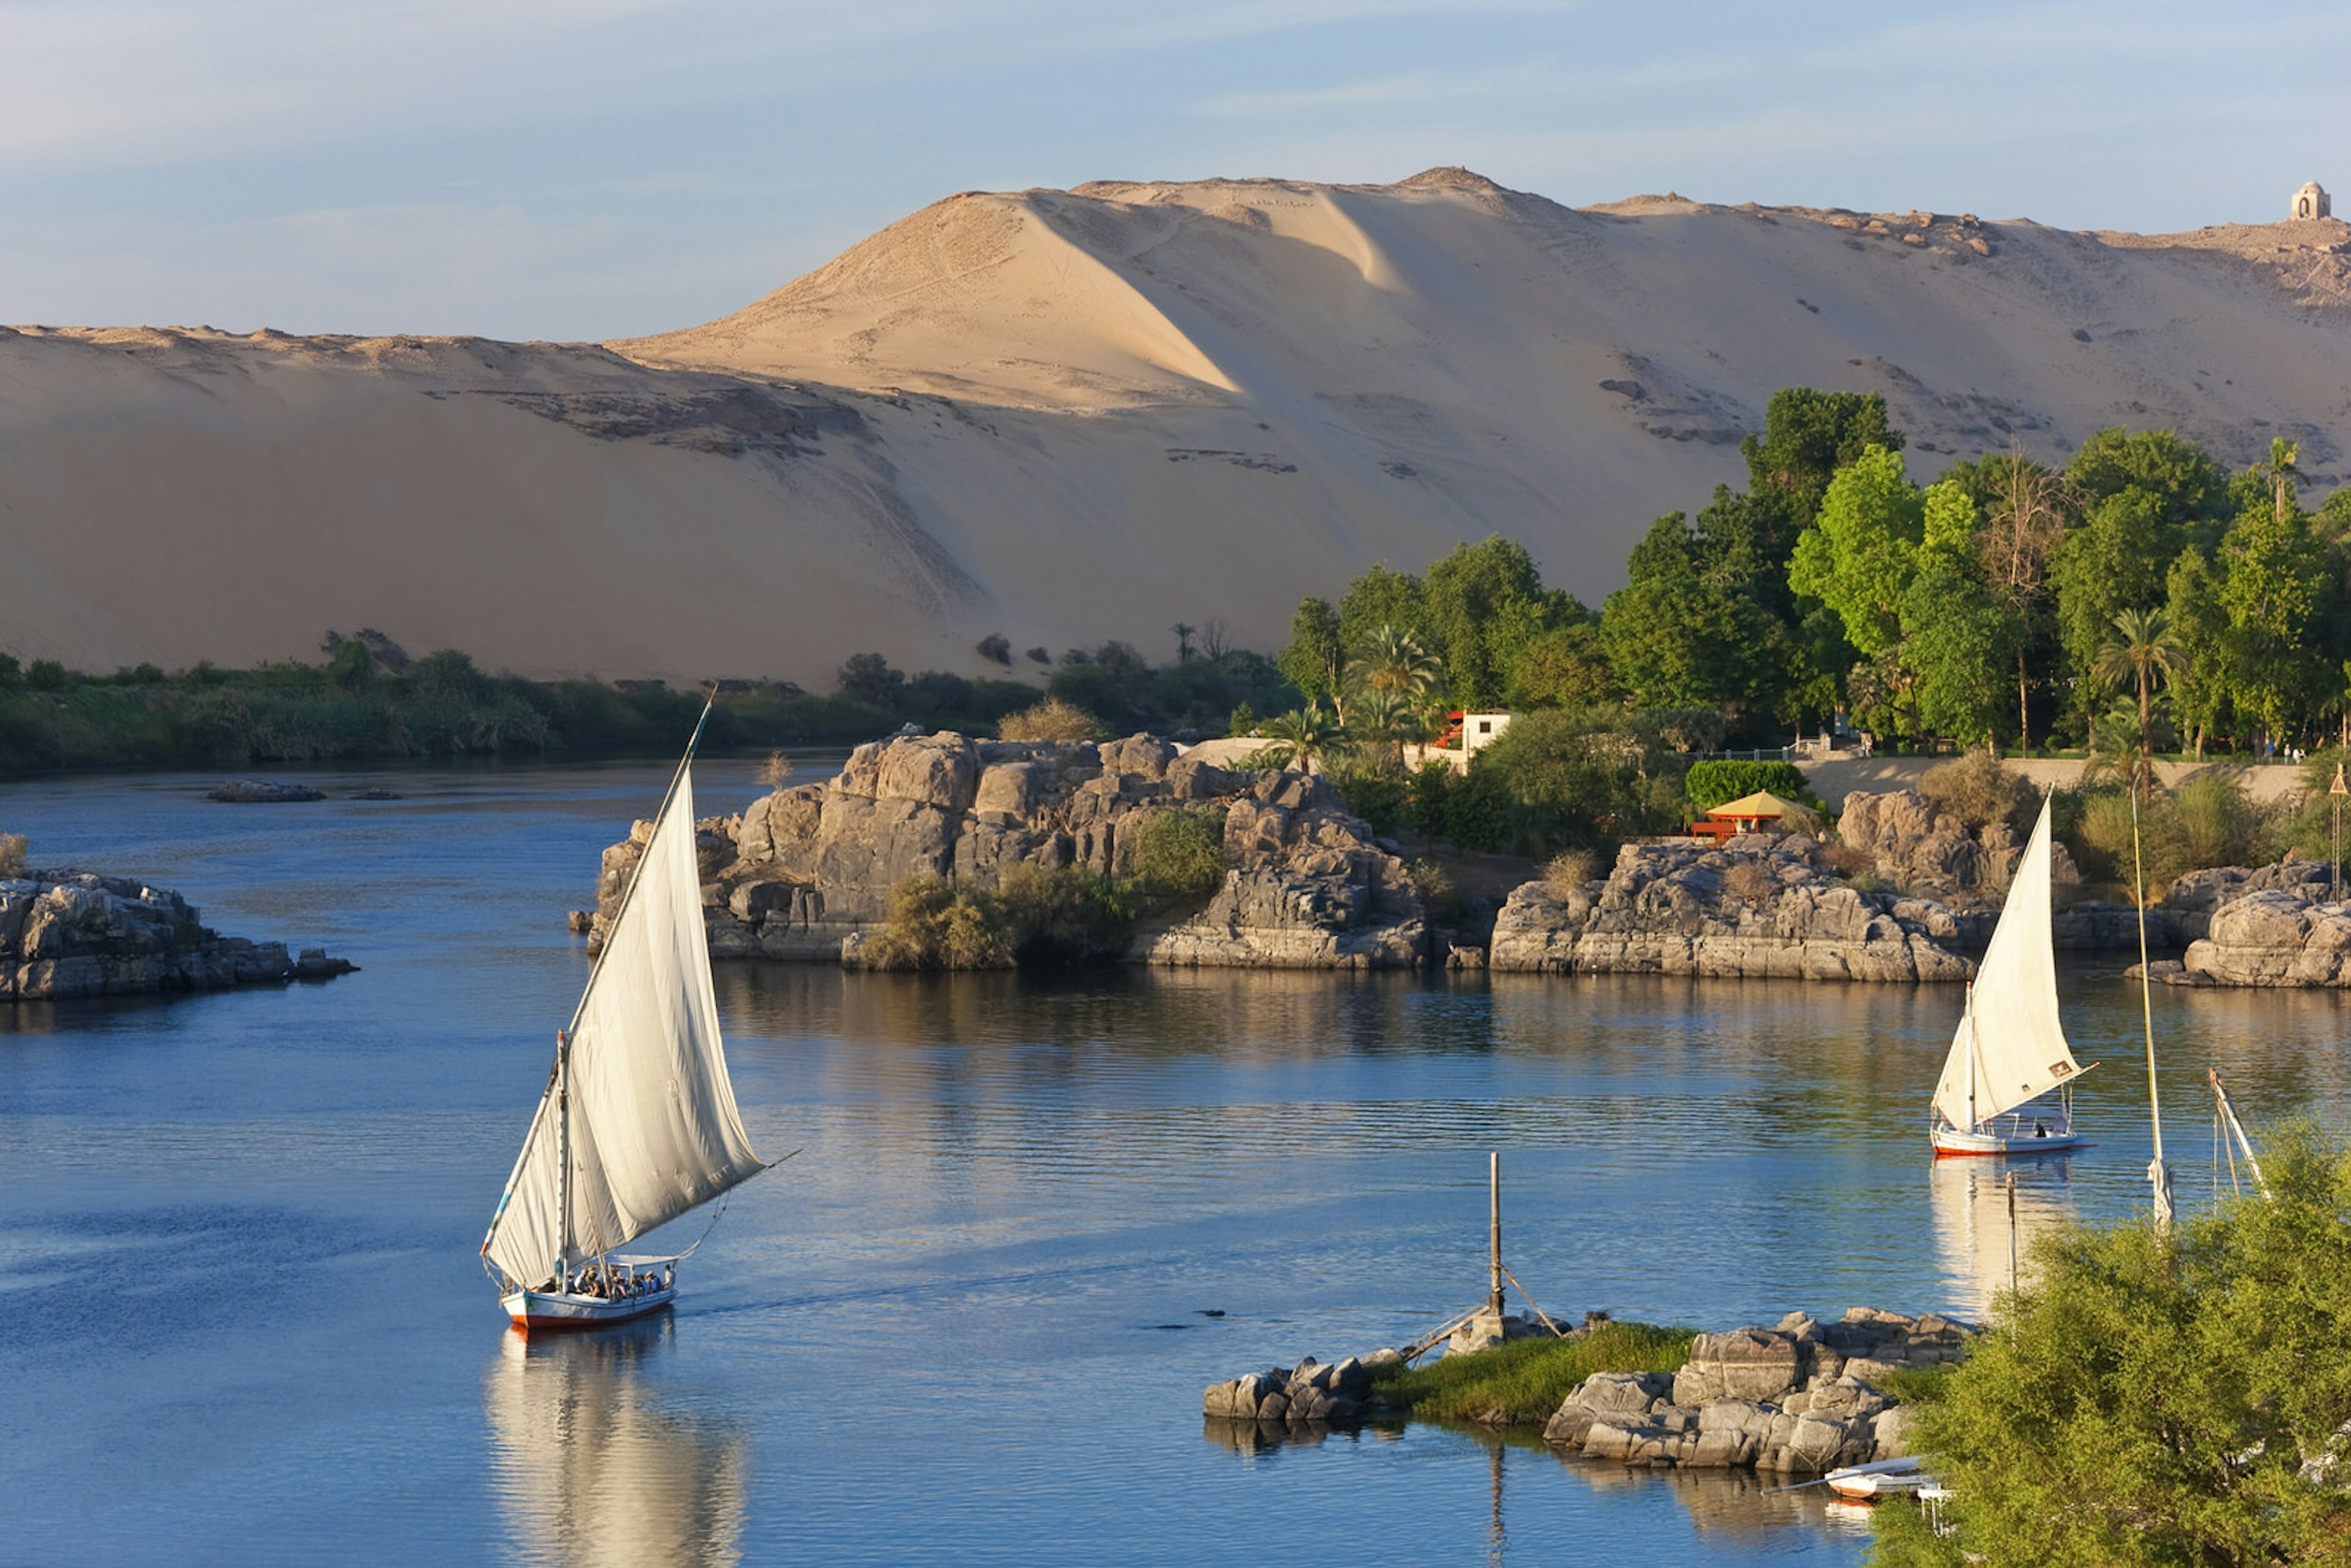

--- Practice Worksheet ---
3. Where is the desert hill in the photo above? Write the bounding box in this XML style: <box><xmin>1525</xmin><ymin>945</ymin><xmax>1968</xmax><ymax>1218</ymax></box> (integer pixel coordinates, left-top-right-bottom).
<box><xmin>5</xmin><ymin>168</ymin><xmax>2349</xmax><ymax>686</ymax></box>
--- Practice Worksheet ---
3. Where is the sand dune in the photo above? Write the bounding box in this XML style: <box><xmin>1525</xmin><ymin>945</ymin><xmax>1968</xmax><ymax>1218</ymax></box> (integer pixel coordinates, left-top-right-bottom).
<box><xmin>6</xmin><ymin>168</ymin><xmax>2349</xmax><ymax>685</ymax></box>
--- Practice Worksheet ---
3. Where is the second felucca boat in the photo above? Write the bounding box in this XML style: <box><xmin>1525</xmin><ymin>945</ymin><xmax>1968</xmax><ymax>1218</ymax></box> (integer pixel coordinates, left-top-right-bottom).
<box><xmin>1929</xmin><ymin>792</ymin><xmax>2094</xmax><ymax>1156</ymax></box>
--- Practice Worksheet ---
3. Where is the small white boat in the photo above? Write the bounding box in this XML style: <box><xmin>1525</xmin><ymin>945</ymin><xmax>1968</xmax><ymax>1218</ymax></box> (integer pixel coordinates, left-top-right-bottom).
<box><xmin>479</xmin><ymin>701</ymin><xmax>773</xmax><ymax>1332</ymax></box>
<box><xmin>1930</xmin><ymin>793</ymin><xmax>2094</xmax><ymax>1157</ymax></box>
<box><xmin>1825</xmin><ymin>1455</ymin><xmax>1932</xmax><ymax>1501</ymax></box>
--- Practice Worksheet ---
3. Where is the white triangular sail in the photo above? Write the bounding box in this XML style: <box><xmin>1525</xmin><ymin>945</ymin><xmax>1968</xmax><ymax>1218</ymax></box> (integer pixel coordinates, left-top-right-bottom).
<box><xmin>1932</xmin><ymin>793</ymin><xmax>2082</xmax><ymax>1130</ymax></box>
<box><xmin>486</xmin><ymin>760</ymin><xmax>763</xmax><ymax>1286</ymax></box>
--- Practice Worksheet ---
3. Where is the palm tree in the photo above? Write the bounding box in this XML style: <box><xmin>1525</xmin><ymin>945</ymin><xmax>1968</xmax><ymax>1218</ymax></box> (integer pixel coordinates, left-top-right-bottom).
<box><xmin>1258</xmin><ymin>701</ymin><xmax>1344</xmax><ymax>774</ymax></box>
<box><xmin>1348</xmin><ymin>688</ymin><xmax>1425</xmax><ymax>771</ymax></box>
<box><xmin>2093</xmin><ymin>607</ymin><xmax>2183</xmax><ymax>798</ymax></box>
<box><xmin>1346</xmin><ymin>625</ymin><xmax>1444</xmax><ymax>706</ymax></box>
<box><xmin>1170</xmin><ymin>623</ymin><xmax>1196</xmax><ymax>662</ymax></box>
<box><xmin>2261</xmin><ymin>437</ymin><xmax>2301</xmax><ymax>525</ymax></box>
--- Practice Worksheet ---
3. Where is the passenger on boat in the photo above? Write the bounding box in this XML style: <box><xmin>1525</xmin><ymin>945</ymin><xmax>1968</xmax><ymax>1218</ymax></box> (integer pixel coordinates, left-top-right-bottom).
<box><xmin>2034</xmin><ymin>1120</ymin><xmax>2049</xmax><ymax>1138</ymax></box>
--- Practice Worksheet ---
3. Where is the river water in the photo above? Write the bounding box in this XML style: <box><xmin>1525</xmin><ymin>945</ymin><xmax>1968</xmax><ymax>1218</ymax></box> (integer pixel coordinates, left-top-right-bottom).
<box><xmin>6</xmin><ymin>762</ymin><xmax>2348</xmax><ymax>1566</ymax></box>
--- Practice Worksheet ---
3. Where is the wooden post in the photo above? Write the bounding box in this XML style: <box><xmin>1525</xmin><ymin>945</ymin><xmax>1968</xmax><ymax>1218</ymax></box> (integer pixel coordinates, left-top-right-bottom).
<box><xmin>1488</xmin><ymin>1151</ymin><xmax>1504</xmax><ymax>1319</ymax></box>
<box><xmin>2005</xmin><ymin>1170</ymin><xmax>2019</xmax><ymax>1297</ymax></box>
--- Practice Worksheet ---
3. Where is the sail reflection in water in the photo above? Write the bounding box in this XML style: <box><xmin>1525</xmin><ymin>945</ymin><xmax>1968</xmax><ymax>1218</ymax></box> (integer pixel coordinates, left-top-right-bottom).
<box><xmin>1928</xmin><ymin>1155</ymin><xmax>2079</xmax><ymax>1316</ymax></box>
<box><xmin>486</xmin><ymin>1319</ymin><xmax>749</xmax><ymax>1567</ymax></box>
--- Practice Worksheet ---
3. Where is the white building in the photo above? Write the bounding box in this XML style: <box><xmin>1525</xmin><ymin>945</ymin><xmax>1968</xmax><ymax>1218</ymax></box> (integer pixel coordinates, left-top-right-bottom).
<box><xmin>2293</xmin><ymin>181</ymin><xmax>2332</xmax><ymax>221</ymax></box>
<box><xmin>1405</xmin><ymin>710</ymin><xmax>1514</xmax><ymax>775</ymax></box>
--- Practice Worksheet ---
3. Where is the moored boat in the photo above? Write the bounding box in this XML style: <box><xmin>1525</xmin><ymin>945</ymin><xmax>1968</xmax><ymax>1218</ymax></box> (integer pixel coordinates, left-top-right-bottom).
<box><xmin>1930</xmin><ymin>793</ymin><xmax>2094</xmax><ymax>1157</ymax></box>
<box><xmin>1824</xmin><ymin>1455</ymin><xmax>1932</xmax><ymax>1501</ymax></box>
<box><xmin>479</xmin><ymin>698</ymin><xmax>772</xmax><ymax>1330</ymax></box>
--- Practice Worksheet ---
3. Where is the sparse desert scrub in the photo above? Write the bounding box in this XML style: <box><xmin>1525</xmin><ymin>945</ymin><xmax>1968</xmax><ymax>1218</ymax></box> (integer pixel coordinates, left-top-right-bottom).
<box><xmin>997</xmin><ymin>696</ymin><xmax>1108</xmax><ymax>743</ymax></box>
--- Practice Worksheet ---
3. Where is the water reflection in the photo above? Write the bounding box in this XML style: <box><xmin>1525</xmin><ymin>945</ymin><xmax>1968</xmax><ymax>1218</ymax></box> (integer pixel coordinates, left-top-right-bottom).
<box><xmin>486</xmin><ymin>1320</ymin><xmax>748</xmax><ymax>1567</ymax></box>
<box><xmin>1927</xmin><ymin>1157</ymin><xmax>2079</xmax><ymax>1316</ymax></box>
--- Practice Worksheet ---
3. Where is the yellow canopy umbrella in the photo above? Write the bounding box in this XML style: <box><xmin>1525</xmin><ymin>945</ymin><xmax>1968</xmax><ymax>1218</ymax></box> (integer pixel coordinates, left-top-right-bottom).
<box><xmin>1705</xmin><ymin>790</ymin><xmax>1798</xmax><ymax>822</ymax></box>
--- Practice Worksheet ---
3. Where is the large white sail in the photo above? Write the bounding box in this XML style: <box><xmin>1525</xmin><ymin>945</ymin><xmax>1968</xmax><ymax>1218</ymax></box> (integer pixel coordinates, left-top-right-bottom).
<box><xmin>487</xmin><ymin>764</ymin><xmax>764</xmax><ymax>1286</ymax></box>
<box><xmin>1932</xmin><ymin>793</ymin><xmax>2082</xmax><ymax>1130</ymax></box>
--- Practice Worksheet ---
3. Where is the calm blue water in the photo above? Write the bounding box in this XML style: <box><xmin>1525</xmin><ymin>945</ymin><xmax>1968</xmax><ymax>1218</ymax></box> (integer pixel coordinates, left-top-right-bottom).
<box><xmin>5</xmin><ymin>762</ymin><xmax>2347</xmax><ymax>1566</ymax></box>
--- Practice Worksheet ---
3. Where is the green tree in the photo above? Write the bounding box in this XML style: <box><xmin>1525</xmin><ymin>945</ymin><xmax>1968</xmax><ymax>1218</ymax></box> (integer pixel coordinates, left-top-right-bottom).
<box><xmin>1275</xmin><ymin>597</ymin><xmax>1344</xmax><ymax>707</ymax></box>
<box><xmin>1940</xmin><ymin>451</ymin><xmax>2071</xmax><ymax>749</ymax></box>
<box><xmin>1878</xmin><ymin>1129</ymin><xmax>2351</xmax><ymax>1567</ymax></box>
<box><xmin>1601</xmin><ymin>512</ymin><xmax>1787</xmax><ymax>724</ymax></box>
<box><xmin>2217</xmin><ymin>492</ymin><xmax>2329</xmax><ymax>748</ymax></box>
<box><xmin>1419</xmin><ymin>536</ymin><xmax>1578</xmax><ymax>710</ymax></box>
<box><xmin>2163</xmin><ymin>550</ymin><xmax>2233</xmax><ymax>760</ymax></box>
<box><xmin>1788</xmin><ymin>445</ymin><xmax>1925</xmax><ymax>658</ymax></box>
<box><xmin>1335</xmin><ymin>565</ymin><xmax>1432</xmax><ymax>674</ymax></box>
<box><xmin>1508</xmin><ymin>621</ymin><xmax>1618</xmax><ymax>710</ymax></box>
<box><xmin>1740</xmin><ymin>388</ymin><xmax>1905</xmax><ymax>541</ymax></box>
<box><xmin>2091</xmin><ymin>607</ymin><xmax>2183</xmax><ymax>797</ymax></box>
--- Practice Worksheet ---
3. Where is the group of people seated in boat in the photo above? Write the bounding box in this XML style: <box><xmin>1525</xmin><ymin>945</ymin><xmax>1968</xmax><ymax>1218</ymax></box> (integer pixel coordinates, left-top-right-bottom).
<box><xmin>561</xmin><ymin>1264</ymin><xmax>674</xmax><ymax>1300</ymax></box>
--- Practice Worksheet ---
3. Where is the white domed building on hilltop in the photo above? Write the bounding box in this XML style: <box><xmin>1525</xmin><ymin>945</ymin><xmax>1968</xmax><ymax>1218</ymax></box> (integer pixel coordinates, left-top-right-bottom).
<box><xmin>2293</xmin><ymin>181</ymin><xmax>2331</xmax><ymax>220</ymax></box>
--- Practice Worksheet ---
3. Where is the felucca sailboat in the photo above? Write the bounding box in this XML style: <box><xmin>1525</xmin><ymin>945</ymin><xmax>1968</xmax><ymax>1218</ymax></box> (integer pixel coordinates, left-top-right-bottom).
<box><xmin>1930</xmin><ymin>792</ymin><xmax>2094</xmax><ymax>1156</ymax></box>
<box><xmin>481</xmin><ymin>702</ymin><xmax>771</xmax><ymax>1329</ymax></box>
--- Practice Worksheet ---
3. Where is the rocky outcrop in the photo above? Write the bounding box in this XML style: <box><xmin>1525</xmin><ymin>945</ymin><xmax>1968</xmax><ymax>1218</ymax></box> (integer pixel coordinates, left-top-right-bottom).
<box><xmin>590</xmin><ymin>730</ymin><xmax>1423</xmax><ymax>970</ymax></box>
<box><xmin>2165</xmin><ymin>887</ymin><xmax>2351</xmax><ymax>986</ymax></box>
<box><xmin>1487</xmin><ymin>836</ymin><xmax>1973</xmax><ymax>981</ymax></box>
<box><xmin>1542</xmin><ymin>1308</ymin><xmax>1970</xmax><ymax>1473</ymax></box>
<box><xmin>1836</xmin><ymin>789</ymin><xmax>2080</xmax><ymax>907</ymax></box>
<box><xmin>2161</xmin><ymin>859</ymin><xmax>2333</xmax><ymax>943</ymax></box>
<box><xmin>1202</xmin><ymin>1352</ymin><xmax>1387</xmax><ymax>1430</ymax></box>
<box><xmin>2113</xmin><ymin>861</ymin><xmax>2351</xmax><ymax>986</ymax></box>
<box><xmin>1</xmin><ymin>870</ymin><xmax>354</xmax><ymax>1001</ymax></box>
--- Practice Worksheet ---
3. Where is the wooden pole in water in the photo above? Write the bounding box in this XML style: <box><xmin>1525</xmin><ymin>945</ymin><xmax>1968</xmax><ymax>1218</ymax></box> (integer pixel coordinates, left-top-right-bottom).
<box><xmin>1488</xmin><ymin>1151</ymin><xmax>1504</xmax><ymax>1319</ymax></box>
<box><xmin>2005</xmin><ymin>1169</ymin><xmax>2019</xmax><ymax>1297</ymax></box>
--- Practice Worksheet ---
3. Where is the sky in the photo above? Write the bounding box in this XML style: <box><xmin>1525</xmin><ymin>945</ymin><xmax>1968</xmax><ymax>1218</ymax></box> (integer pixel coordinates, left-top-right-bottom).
<box><xmin>2</xmin><ymin>0</ymin><xmax>2347</xmax><ymax>341</ymax></box>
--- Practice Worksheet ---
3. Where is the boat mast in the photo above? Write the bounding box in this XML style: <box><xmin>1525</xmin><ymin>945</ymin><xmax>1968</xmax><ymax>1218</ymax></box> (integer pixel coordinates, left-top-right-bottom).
<box><xmin>2210</xmin><ymin>1067</ymin><xmax>2268</xmax><ymax>1198</ymax></box>
<box><xmin>556</xmin><ymin>1030</ymin><xmax>572</xmax><ymax>1289</ymax></box>
<box><xmin>1965</xmin><ymin>985</ymin><xmax>1979</xmax><ymax>1136</ymax></box>
<box><xmin>2131</xmin><ymin>790</ymin><xmax>2172</xmax><ymax>1227</ymax></box>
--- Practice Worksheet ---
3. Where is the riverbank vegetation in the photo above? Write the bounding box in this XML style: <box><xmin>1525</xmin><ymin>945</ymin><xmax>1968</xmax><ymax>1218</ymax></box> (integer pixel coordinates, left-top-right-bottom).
<box><xmin>1247</xmin><ymin>391</ymin><xmax>2351</xmax><ymax>867</ymax></box>
<box><xmin>1870</xmin><ymin>1128</ymin><xmax>2351</xmax><ymax>1567</ymax></box>
<box><xmin>857</xmin><ymin>807</ymin><xmax>1228</xmax><ymax>970</ymax></box>
<box><xmin>1367</xmin><ymin>1321</ymin><xmax>1697</xmax><ymax>1427</ymax></box>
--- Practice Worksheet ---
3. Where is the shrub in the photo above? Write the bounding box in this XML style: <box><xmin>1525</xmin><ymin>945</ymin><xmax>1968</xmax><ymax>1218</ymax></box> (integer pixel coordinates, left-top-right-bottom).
<box><xmin>1685</xmin><ymin>759</ymin><xmax>1809</xmax><ymax>811</ymax></box>
<box><xmin>996</xmin><ymin>863</ymin><xmax>1138</xmax><ymax>964</ymax></box>
<box><xmin>1822</xmin><ymin>839</ymin><xmax>1877</xmax><ymax>881</ymax></box>
<box><xmin>1880</xmin><ymin>1127</ymin><xmax>2351</xmax><ymax>1567</ymax></box>
<box><xmin>1330</xmin><ymin>765</ymin><xmax>1407</xmax><ymax>838</ymax></box>
<box><xmin>1545</xmin><ymin>847</ymin><xmax>1599</xmax><ymax>893</ymax></box>
<box><xmin>1723</xmin><ymin>859</ymin><xmax>1779</xmax><ymax>903</ymax></box>
<box><xmin>1404</xmin><ymin>856</ymin><xmax>1462</xmax><ymax>921</ymax></box>
<box><xmin>1918</xmin><ymin>750</ymin><xmax>2033</xmax><ymax>834</ymax></box>
<box><xmin>1442</xmin><ymin>766</ymin><xmax>1518</xmax><ymax>853</ymax></box>
<box><xmin>759</xmin><ymin>751</ymin><xmax>794</xmax><ymax>788</ymax></box>
<box><xmin>1128</xmin><ymin>808</ymin><xmax>1226</xmax><ymax>902</ymax></box>
<box><xmin>25</xmin><ymin>659</ymin><xmax>69</xmax><ymax>692</ymax></box>
<box><xmin>998</xmin><ymin>696</ymin><xmax>1107</xmax><ymax>742</ymax></box>
<box><xmin>860</xmin><ymin>877</ymin><xmax>1016</xmax><ymax>970</ymax></box>
<box><xmin>0</xmin><ymin>832</ymin><xmax>24</xmax><ymax>878</ymax></box>
<box><xmin>2172</xmin><ymin>771</ymin><xmax>2273</xmax><ymax>871</ymax></box>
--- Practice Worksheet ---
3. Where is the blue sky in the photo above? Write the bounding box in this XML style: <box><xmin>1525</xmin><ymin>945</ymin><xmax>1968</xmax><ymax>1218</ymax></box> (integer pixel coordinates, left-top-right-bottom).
<box><xmin>2</xmin><ymin>0</ymin><xmax>2345</xmax><ymax>340</ymax></box>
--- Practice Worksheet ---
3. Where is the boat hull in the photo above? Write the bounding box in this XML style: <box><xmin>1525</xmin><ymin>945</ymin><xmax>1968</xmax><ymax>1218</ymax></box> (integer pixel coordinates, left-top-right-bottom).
<box><xmin>1825</xmin><ymin>1458</ymin><xmax>1930</xmax><ymax>1501</ymax></box>
<box><xmin>503</xmin><ymin>1285</ymin><xmax>675</xmax><ymax>1332</ymax></box>
<box><xmin>1931</xmin><ymin>1125</ymin><xmax>2085</xmax><ymax>1157</ymax></box>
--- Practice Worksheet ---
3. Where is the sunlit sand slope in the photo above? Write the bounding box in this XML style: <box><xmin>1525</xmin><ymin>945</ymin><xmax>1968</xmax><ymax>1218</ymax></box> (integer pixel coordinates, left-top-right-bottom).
<box><xmin>7</xmin><ymin>169</ymin><xmax>2349</xmax><ymax>683</ymax></box>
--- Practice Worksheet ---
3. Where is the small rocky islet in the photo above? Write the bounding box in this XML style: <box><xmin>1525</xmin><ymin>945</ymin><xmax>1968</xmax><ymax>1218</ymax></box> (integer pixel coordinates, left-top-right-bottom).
<box><xmin>1204</xmin><ymin>1305</ymin><xmax>1967</xmax><ymax>1475</ymax></box>
<box><xmin>0</xmin><ymin>869</ymin><xmax>354</xmax><ymax>1001</ymax></box>
<box><xmin>583</xmin><ymin>727</ymin><xmax>2351</xmax><ymax>986</ymax></box>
